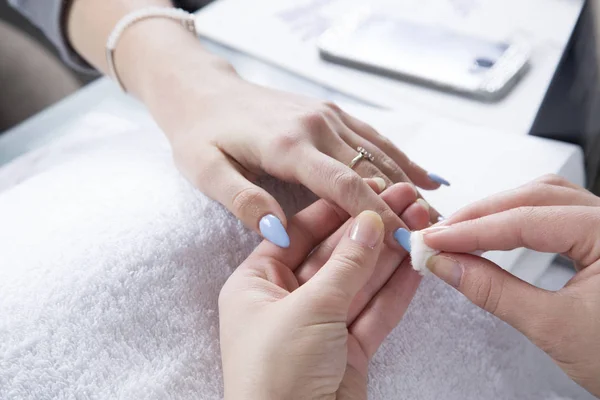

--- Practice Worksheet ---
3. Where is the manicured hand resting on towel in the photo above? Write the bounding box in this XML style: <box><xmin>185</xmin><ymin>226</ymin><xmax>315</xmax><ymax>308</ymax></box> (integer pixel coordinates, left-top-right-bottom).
<box><xmin>59</xmin><ymin>0</ymin><xmax>449</xmax><ymax>251</ymax></box>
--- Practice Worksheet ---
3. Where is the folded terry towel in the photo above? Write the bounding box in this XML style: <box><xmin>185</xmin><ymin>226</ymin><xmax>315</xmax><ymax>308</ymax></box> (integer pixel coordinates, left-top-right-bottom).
<box><xmin>0</xmin><ymin>126</ymin><xmax>593</xmax><ymax>400</ymax></box>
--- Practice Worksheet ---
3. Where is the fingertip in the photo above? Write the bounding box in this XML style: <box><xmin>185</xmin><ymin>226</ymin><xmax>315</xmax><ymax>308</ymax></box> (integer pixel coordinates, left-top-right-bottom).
<box><xmin>349</xmin><ymin>211</ymin><xmax>384</xmax><ymax>249</ymax></box>
<box><xmin>373</xmin><ymin>177</ymin><xmax>387</xmax><ymax>193</ymax></box>
<box><xmin>259</xmin><ymin>214</ymin><xmax>291</xmax><ymax>248</ymax></box>
<box><xmin>364</xmin><ymin>177</ymin><xmax>387</xmax><ymax>194</ymax></box>
<box><xmin>400</xmin><ymin>201</ymin><xmax>431</xmax><ymax>231</ymax></box>
<box><xmin>427</xmin><ymin>173</ymin><xmax>451</xmax><ymax>187</ymax></box>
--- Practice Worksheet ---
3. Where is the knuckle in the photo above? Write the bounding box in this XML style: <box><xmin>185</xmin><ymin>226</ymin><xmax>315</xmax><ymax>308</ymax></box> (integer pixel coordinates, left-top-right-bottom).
<box><xmin>361</xmin><ymin>162</ymin><xmax>384</xmax><ymax>179</ymax></box>
<box><xmin>231</xmin><ymin>186</ymin><xmax>264</xmax><ymax>216</ymax></box>
<box><xmin>464</xmin><ymin>272</ymin><xmax>504</xmax><ymax>316</ymax></box>
<box><xmin>271</xmin><ymin>132</ymin><xmax>304</xmax><ymax>154</ymax></box>
<box><xmin>299</xmin><ymin>109</ymin><xmax>331</xmax><ymax>133</ymax></box>
<box><xmin>323</xmin><ymin>101</ymin><xmax>342</xmax><ymax>113</ymax></box>
<box><xmin>379</xmin><ymin>156</ymin><xmax>406</xmax><ymax>180</ymax></box>
<box><xmin>535</xmin><ymin>173</ymin><xmax>566</xmax><ymax>187</ymax></box>
<box><xmin>330</xmin><ymin>248</ymin><xmax>365</xmax><ymax>278</ymax></box>
<box><xmin>331</xmin><ymin>169</ymin><xmax>363</xmax><ymax>197</ymax></box>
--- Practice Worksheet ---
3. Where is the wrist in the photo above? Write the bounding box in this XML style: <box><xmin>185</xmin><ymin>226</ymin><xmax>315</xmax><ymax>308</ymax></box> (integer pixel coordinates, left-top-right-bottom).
<box><xmin>114</xmin><ymin>17</ymin><xmax>244</xmax><ymax>136</ymax></box>
<box><xmin>117</xmin><ymin>17</ymin><xmax>239</xmax><ymax>98</ymax></box>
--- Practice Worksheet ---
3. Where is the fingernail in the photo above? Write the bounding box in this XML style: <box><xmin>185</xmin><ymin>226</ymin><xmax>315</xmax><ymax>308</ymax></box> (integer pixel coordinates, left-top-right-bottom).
<box><xmin>393</xmin><ymin>228</ymin><xmax>412</xmax><ymax>252</ymax></box>
<box><xmin>428</xmin><ymin>173</ymin><xmax>450</xmax><ymax>187</ymax></box>
<box><xmin>422</xmin><ymin>225</ymin><xmax>451</xmax><ymax>235</ymax></box>
<box><xmin>411</xmin><ymin>184</ymin><xmax>419</xmax><ymax>197</ymax></box>
<box><xmin>259</xmin><ymin>214</ymin><xmax>290</xmax><ymax>248</ymax></box>
<box><xmin>437</xmin><ymin>216</ymin><xmax>445</xmax><ymax>222</ymax></box>
<box><xmin>350</xmin><ymin>211</ymin><xmax>383</xmax><ymax>248</ymax></box>
<box><xmin>373</xmin><ymin>177</ymin><xmax>386</xmax><ymax>192</ymax></box>
<box><xmin>416</xmin><ymin>198</ymin><xmax>430</xmax><ymax>211</ymax></box>
<box><xmin>426</xmin><ymin>256</ymin><xmax>463</xmax><ymax>288</ymax></box>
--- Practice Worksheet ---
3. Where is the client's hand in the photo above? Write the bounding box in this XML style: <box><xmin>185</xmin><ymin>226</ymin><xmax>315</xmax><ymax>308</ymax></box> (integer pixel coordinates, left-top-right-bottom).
<box><xmin>138</xmin><ymin>39</ymin><xmax>445</xmax><ymax>248</ymax></box>
<box><xmin>219</xmin><ymin>183</ymin><xmax>430</xmax><ymax>400</ymax></box>
<box><xmin>423</xmin><ymin>175</ymin><xmax>600</xmax><ymax>396</ymax></box>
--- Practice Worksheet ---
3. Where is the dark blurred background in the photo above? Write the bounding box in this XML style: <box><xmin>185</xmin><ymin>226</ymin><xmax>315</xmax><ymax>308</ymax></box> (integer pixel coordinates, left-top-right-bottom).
<box><xmin>0</xmin><ymin>2</ymin><xmax>94</xmax><ymax>132</ymax></box>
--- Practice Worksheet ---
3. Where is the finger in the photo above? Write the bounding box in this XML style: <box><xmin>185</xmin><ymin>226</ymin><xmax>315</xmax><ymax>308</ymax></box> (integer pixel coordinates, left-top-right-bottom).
<box><xmin>533</xmin><ymin>173</ymin><xmax>593</xmax><ymax>193</ymax></box>
<box><xmin>251</xmin><ymin>178</ymin><xmax>386</xmax><ymax>270</ymax></box>
<box><xmin>346</xmin><ymin>194</ymin><xmax>431</xmax><ymax>323</ymax></box>
<box><xmin>399</xmin><ymin>200</ymin><xmax>431</xmax><ymax>231</ymax></box>
<box><xmin>296</xmin><ymin>182</ymin><xmax>418</xmax><ymax>285</ymax></box>
<box><xmin>424</xmin><ymin>206</ymin><xmax>600</xmax><ymax>267</ymax></box>
<box><xmin>297</xmin><ymin>211</ymin><xmax>384</xmax><ymax>315</ymax></box>
<box><xmin>334</xmin><ymin>125</ymin><xmax>441</xmax><ymax>223</ymax></box>
<box><xmin>349</xmin><ymin>258</ymin><xmax>422</xmax><ymax>359</ymax></box>
<box><xmin>293</xmin><ymin>147</ymin><xmax>408</xmax><ymax>251</ymax></box>
<box><xmin>426</xmin><ymin>253</ymin><xmax>566</xmax><ymax>344</ymax></box>
<box><xmin>445</xmin><ymin>180</ymin><xmax>600</xmax><ymax>226</ymax></box>
<box><xmin>190</xmin><ymin>150</ymin><xmax>290</xmax><ymax>248</ymax></box>
<box><xmin>333</xmin><ymin>123</ymin><xmax>412</xmax><ymax>186</ymax></box>
<box><xmin>337</xmin><ymin>109</ymin><xmax>448</xmax><ymax>190</ymax></box>
<box><xmin>325</xmin><ymin>136</ymin><xmax>392</xmax><ymax>187</ymax></box>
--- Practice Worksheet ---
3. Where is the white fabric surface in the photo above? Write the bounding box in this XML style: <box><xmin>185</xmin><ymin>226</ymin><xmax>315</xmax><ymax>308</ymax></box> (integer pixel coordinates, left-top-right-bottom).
<box><xmin>0</xmin><ymin>126</ymin><xmax>593</xmax><ymax>399</ymax></box>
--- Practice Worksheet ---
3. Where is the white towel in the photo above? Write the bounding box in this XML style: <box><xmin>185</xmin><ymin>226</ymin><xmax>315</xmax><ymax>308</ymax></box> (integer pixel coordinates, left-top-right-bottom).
<box><xmin>0</xmin><ymin>126</ymin><xmax>593</xmax><ymax>400</ymax></box>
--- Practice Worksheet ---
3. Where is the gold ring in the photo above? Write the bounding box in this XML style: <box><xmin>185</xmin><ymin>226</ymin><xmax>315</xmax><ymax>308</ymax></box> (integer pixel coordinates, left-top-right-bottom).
<box><xmin>348</xmin><ymin>147</ymin><xmax>375</xmax><ymax>170</ymax></box>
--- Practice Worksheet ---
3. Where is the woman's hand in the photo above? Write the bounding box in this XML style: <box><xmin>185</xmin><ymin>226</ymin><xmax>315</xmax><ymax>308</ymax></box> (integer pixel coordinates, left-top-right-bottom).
<box><xmin>150</xmin><ymin>56</ymin><xmax>445</xmax><ymax>248</ymax></box>
<box><xmin>422</xmin><ymin>175</ymin><xmax>600</xmax><ymax>396</ymax></box>
<box><xmin>68</xmin><ymin>0</ymin><xmax>446</xmax><ymax>248</ymax></box>
<box><xmin>82</xmin><ymin>11</ymin><xmax>445</xmax><ymax>249</ymax></box>
<box><xmin>219</xmin><ymin>182</ymin><xmax>430</xmax><ymax>400</ymax></box>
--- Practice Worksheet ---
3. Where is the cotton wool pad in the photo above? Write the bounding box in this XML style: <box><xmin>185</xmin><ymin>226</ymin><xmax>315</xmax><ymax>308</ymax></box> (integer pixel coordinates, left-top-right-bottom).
<box><xmin>409</xmin><ymin>230</ymin><xmax>440</xmax><ymax>275</ymax></box>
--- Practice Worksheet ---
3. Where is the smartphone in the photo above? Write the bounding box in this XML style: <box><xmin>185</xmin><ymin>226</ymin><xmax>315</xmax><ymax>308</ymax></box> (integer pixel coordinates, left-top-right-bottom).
<box><xmin>317</xmin><ymin>13</ymin><xmax>530</xmax><ymax>101</ymax></box>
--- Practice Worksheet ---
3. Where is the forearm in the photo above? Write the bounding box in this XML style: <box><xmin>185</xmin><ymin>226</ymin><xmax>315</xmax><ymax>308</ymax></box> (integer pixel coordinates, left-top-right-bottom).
<box><xmin>66</xmin><ymin>0</ymin><xmax>240</xmax><ymax>128</ymax></box>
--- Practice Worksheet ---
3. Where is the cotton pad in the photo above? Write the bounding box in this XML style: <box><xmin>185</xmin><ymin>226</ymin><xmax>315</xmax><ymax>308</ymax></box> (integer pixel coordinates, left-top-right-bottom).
<box><xmin>409</xmin><ymin>230</ymin><xmax>440</xmax><ymax>275</ymax></box>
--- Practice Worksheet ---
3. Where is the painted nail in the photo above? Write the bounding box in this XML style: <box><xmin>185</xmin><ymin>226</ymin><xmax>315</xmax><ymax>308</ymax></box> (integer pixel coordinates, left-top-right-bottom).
<box><xmin>416</xmin><ymin>198</ymin><xmax>430</xmax><ymax>211</ymax></box>
<box><xmin>259</xmin><ymin>214</ymin><xmax>290</xmax><ymax>248</ymax></box>
<box><xmin>426</xmin><ymin>256</ymin><xmax>463</xmax><ymax>288</ymax></box>
<box><xmin>394</xmin><ymin>228</ymin><xmax>412</xmax><ymax>252</ymax></box>
<box><xmin>428</xmin><ymin>173</ymin><xmax>450</xmax><ymax>187</ymax></box>
<box><xmin>350</xmin><ymin>211</ymin><xmax>383</xmax><ymax>248</ymax></box>
<box><xmin>372</xmin><ymin>177</ymin><xmax>386</xmax><ymax>192</ymax></box>
<box><xmin>437</xmin><ymin>216</ymin><xmax>445</xmax><ymax>222</ymax></box>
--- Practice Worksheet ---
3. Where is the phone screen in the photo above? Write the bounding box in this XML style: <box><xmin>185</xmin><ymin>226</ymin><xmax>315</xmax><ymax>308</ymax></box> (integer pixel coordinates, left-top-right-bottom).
<box><xmin>338</xmin><ymin>16</ymin><xmax>509</xmax><ymax>90</ymax></box>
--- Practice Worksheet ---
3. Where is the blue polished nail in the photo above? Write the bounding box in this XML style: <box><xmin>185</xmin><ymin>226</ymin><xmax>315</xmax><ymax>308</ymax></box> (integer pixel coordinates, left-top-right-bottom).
<box><xmin>259</xmin><ymin>214</ymin><xmax>290</xmax><ymax>248</ymax></box>
<box><xmin>394</xmin><ymin>228</ymin><xmax>412</xmax><ymax>252</ymax></box>
<box><xmin>437</xmin><ymin>216</ymin><xmax>445</xmax><ymax>222</ymax></box>
<box><xmin>428</xmin><ymin>173</ymin><xmax>450</xmax><ymax>187</ymax></box>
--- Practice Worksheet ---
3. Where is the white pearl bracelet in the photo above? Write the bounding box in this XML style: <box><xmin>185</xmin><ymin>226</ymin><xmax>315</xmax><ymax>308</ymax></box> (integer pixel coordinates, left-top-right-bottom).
<box><xmin>106</xmin><ymin>7</ymin><xmax>198</xmax><ymax>92</ymax></box>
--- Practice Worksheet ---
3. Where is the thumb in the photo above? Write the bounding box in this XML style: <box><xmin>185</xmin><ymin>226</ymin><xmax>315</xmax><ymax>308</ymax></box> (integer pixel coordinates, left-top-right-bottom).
<box><xmin>427</xmin><ymin>253</ymin><xmax>562</xmax><ymax>340</ymax></box>
<box><xmin>300</xmin><ymin>211</ymin><xmax>384</xmax><ymax>312</ymax></box>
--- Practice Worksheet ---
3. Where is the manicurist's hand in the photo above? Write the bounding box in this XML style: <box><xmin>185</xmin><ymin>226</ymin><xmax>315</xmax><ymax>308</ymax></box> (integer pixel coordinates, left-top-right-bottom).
<box><xmin>219</xmin><ymin>182</ymin><xmax>430</xmax><ymax>400</ymax></box>
<box><xmin>422</xmin><ymin>175</ymin><xmax>600</xmax><ymax>396</ymax></box>
<box><xmin>67</xmin><ymin>1</ymin><xmax>447</xmax><ymax>249</ymax></box>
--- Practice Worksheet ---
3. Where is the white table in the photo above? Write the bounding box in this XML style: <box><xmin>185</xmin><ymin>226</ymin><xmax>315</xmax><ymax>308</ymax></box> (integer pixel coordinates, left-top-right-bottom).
<box><xmin>195</xmin><ymin>0</ymin><xmax>586</xmax><ymax>135</ymax></box>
